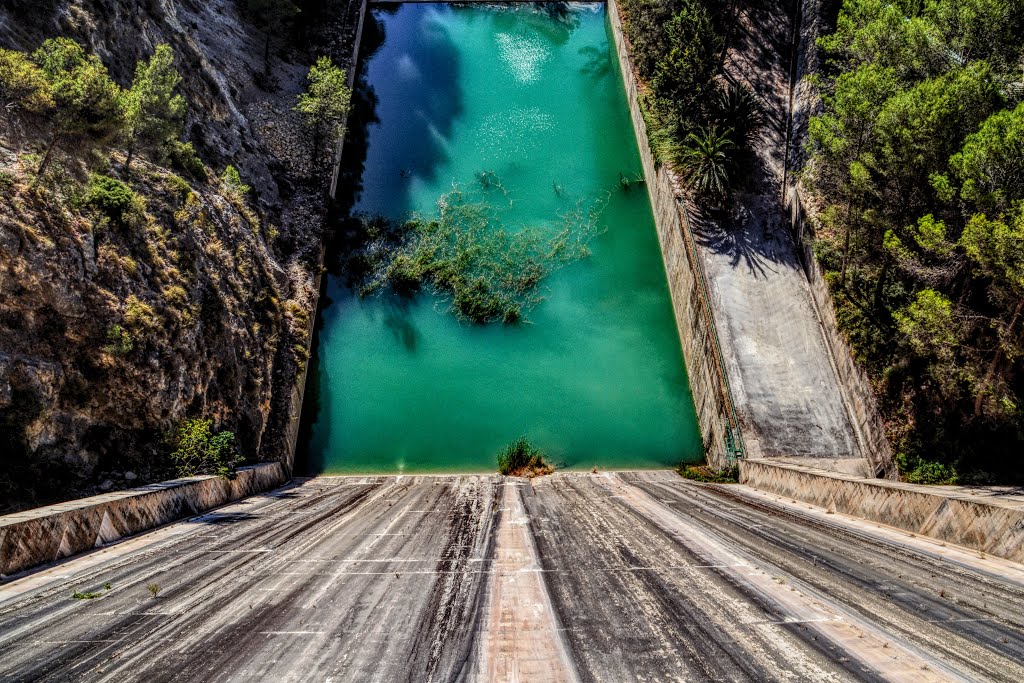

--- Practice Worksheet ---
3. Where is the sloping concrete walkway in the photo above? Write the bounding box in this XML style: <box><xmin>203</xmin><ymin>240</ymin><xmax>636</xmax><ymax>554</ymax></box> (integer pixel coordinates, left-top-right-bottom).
<box><xmin>2</xmin><ymin>472</ymin><xmax>1023</xmax><ymax>682</ymax></box>
<box><xmin>687</xmin><ymin>0</ymin><xmax>866</xmax><ymax>473</ymax></box>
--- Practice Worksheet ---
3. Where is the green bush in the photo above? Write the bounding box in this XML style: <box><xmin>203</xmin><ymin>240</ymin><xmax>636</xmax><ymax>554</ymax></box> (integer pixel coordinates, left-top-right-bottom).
<box><xmin>897</xmin><ymin>453</ymin><xmax>959</xmax><ymax>485</ymax></box>
<box><xmin>84</xmin><ymin>174</ymin><xmax>135</xmax><ymax>223</ymax></box>
<box><xmin>103</xmin><ymin>323</ymin><xmax>133</xmax><ymax>356</ymax></box>
<box><xmin>165</xmin><ymin>140</ymin><xmax>207</xmax><ymax>181</ymax></box>
<box><xmin>497</xmin><ymin>437</ymin><xmax>552</xmax><ymax>477</ymax></box>
<box><xmin>221</xmin><ymin>164</ymin><xmax>250</xmax><ymax>197</ymax></box>
<box><xmin>169</xmin><ymin>418</ymin><xmax>241</xmax><ymax>478</ymax></box>
<box><xmin>677</xmin><ymin>464</ymin><xmax>739</xmax><ymax>483</ymax></box>
<box><xmin>0</xmin><ymin>170</ymin><xmax>14</xmax><ymax>192</ymax></box>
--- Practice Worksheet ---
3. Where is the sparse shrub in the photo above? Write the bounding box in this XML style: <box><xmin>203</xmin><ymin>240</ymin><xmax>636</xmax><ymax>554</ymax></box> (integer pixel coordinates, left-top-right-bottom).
<box><xmin>0</xmin><ymin>171</ymin><xmax>14</xmax><ymax>192</ymax></box>
<box><xmin>169</xmin><ymin>418</ymin><xmax>241</xmax><ymax>478</ymax></box>
<box><xmin>221</xmin><ymin>164</ymin><xmax>250</xmax><ymax>197</ymax></box>
<box><xmin>163</xmin><ymin>284</ymin><xmax>188</xmax><ymax>308</ymax></box>
<box><xmin>84</xmin><ymin>174</ymin><xmax>135</xmax><ymax>223</ymax></box>
<box><xmin>123</xmin><ymin>295</ymin><xmax>158</xmax><ymax>334</ymax></box>
<box><xmin>497</xmin><ymin>437</ymin><xmax>553</xmax><ymax>477</ymax></box>
<box><xmin>166</xmin><ymin>140</ymin><xmax>207</xmax><ymax>181</ymax></box>
<box><xmin>103</xmin><ymin>323</ymin><xmax>133</xmax><ymax>356</ymax></box>
<box><xmin>146</xmin><ymin>583</ymin><xmax>161</xmax><ymax>598</ymax></box>
<box><xmin>677</xmin><ymin>464</ymin><xmax>739</xmax><ymax>483</ymax></box>
<box><xmin>164</xmin><ymin>173</ymin><xmax>192</xmax><ymax>202</ymax></box>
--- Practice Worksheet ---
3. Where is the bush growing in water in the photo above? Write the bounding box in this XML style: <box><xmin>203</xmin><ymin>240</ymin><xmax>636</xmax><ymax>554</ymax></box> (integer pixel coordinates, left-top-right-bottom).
<box><xmin>356</xmin><ymin>177</ymin><xmax>605</xmax><ymax>324</ymax></box>
<box><xmin>497</xmin><ymin>437</ymin><xmax>553</xmax><ymax>477</ymax></box>
<box><xmin>169</xmin><ymin>418</ymin><xmax>241</xmax><ymax>478</ymax></box>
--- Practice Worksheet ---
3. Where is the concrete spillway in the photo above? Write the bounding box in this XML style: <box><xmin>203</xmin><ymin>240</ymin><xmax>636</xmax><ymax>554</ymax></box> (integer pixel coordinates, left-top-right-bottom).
<box><xmin>1</xmin><ymin>472</ymin><xmax>1023</xmax><ymax>681</ymax></box>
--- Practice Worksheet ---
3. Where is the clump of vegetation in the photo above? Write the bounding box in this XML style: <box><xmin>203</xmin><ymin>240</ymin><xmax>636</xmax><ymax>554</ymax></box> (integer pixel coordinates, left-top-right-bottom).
<box><xmin>166</xmin><ymin>140</ymin><xmax>207</xmax><ymax>181</ymax></box>
<box><xmin>497</xmin><ymin>437</ymin><xmax>553</xmax><ymax>477</ymax></box>
<box><xmin>221</xmin><ymin>165</ymin><xmax>250</xmax><ymax>198</ymax></box>
<box><xmin>103</xmin><ymin>323</ymin><xmax>134</xmax><ymax>356</ymax></box>
<box><xmin>146</xmin><ymin>583</ymin><xmax>161</xmax><ymax>598</ymax></box>
<box><xmin>807</xmin><ymin>0</ymin><xmax>1024</xmax><ymax>483</ymax></box>
<box><xmin>72</xmin><ymin>582</ymin><xmax>113</xmax><ymax>600</ymax></box>
<box><xmin>294</xmin><ymin>55</ymin><xmax>351</xmax><ymax>165</ymax></box>
<box><xmin>356</xmin><ymin>180</ymin><xmax>604</xmax><ymax>324</ymax></box>
<box><xmin>677</xmin><ymin>464</ymin><xmax>739</xmax><ymax>483</ymax></box>
<box><xmin>168</xmin><ymin>418</ymin><xmax>241</xmax><ymax>478</ymax></box>
<box><xmin>84</xmin><ymin>174</ymin><xmax>136</xmax><ymax>223</ymax></box>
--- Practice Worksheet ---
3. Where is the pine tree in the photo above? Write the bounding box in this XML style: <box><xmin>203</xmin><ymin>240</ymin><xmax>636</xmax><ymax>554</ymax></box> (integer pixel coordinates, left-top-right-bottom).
<box><xmin>294</xmin><ymin>56</ymin><xmax>351</xmax><ymax>167</ymax></box>
<box><xmin>31</xmin><ymin>38</ymin><xmax>122</xmax><ymax>176</ymax></box>
<box><xmin>122</xmin><ymin>44</ymin><xmax>185</xmax><ymax>174</ymax></box>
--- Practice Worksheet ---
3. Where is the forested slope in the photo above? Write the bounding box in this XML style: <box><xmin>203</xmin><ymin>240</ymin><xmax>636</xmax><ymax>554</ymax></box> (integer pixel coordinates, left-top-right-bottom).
<box><xmin>805</xmin><ymin>0</ymin><xmax>1024</xmax><ymax>483</ymax></box>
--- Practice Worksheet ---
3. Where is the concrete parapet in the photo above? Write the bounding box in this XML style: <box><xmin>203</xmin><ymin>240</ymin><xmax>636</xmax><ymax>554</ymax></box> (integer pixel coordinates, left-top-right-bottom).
<box><xmin>740</xmin><ymin>459</ymin><xmax>1024</xmax><ymax>562</ymax></box>
<box><xmin>0</xmin><ymin>463</ymin><xmax>286</xmax><ymax>578</ymax></box>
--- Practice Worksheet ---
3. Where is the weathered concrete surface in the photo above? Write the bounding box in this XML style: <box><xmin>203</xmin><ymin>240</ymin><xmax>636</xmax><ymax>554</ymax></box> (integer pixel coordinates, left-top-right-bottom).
<box><xmin>2</xmin><ymin>472</ymin><xmax>1023</xmax><ymax>682</ymax></box>
<box><xmin>0</xmin><ymin>463</ymin><xmax>286</xmax><ymax>579</ymax></box>
<box><xmin>741</xmin><ymin>459</ymin><xmax>1024</xmax><ymax>563</ymax></box>
<box><xmin>783</xmin><ymin>0</ymin><xmax>894</xmax><ymax>477</ymax></box>
<box><xmin>689</xmin><ymin>0</ymin><xmax>872</xmax><ymax>472</ymax></box>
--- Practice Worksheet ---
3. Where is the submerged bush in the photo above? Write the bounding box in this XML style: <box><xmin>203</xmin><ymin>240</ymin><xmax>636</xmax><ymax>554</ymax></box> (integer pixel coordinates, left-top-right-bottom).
<box><xmin>497</xmin><ymin>437</ymin><xmax>553</xmax><ymax>477</ymax></box>
<box><xmin>358</xmin><ymin>177</ymin><xmax>605</xmax><ymax>324</ymax></box>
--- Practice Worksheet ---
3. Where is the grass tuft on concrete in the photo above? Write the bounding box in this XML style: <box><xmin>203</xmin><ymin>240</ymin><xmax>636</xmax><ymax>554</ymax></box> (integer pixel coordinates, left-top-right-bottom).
<box><xmin>498</xmin><ymin>437</ymin><xmax>554</xmax><ymax>477</ymax></box>
<box><xmin>677</xmin><ymin>464</ymin><xmax>738</xmax><ymax>483</ymax></box>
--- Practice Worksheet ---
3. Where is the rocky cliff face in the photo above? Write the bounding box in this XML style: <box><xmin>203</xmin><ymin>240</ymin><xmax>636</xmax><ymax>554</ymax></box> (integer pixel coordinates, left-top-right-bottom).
<box><xmin>0</xmin><ymin>0</ymin><xmax>354</xmax><ymax>510</ymax></box>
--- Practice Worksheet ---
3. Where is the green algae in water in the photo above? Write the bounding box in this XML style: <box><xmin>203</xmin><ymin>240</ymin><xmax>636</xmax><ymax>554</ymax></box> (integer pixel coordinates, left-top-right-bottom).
<box><xmin>299</xmin><ymin>3</ymin><xmax>703</xmax><ymax>474</ymax></box>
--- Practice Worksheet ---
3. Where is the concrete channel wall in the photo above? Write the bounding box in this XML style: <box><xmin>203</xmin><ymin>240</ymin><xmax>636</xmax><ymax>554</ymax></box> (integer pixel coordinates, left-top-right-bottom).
<box><xmin>608</xmin><ymin>0</ymin><xmax>737</xmax><ymax>467</ymax></box>
<box><xmin>283</xmin><ymin>0</ymin><xmax>370</xmax><ymax>475</ymax></box>
<box><xmin>783</xmin><ymin>0</ymin><xmax>894</xmax><ymax>478</ymax></box>
<box><xmin>740</xmin><ymin>459</ymin><xmax>1024</xmax><ymax>562</ymax></box>
<box><xmin>0</xmin><ymin>463</ymin><xmax>286</xmax><ymax>578</ymax></box>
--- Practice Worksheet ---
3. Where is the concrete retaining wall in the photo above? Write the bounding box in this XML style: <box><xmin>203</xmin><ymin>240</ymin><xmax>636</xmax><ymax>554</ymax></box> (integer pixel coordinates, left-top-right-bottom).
<box><xmin>740</xmin><ymin>459</ymin><xmax>1024</xmax><ymax>562</ymax></box>
<box><xmin>0</xmin><ymin>462</ymin><xmax>286</xmax><ymax>578</ymax></box>
<box><xmin>782</xmin><ymin>0</ymin><xmax>894</xmax><ymax>478</ymax></box>
<box><xmin>284</xmin><ymin>0</ymin><xmax>370</xmax><ymax>475</ymax></box>
<box><xmin>608</xmin><ymin>0</ymin><xmax>737</xmax><ymax>467</ymax></box>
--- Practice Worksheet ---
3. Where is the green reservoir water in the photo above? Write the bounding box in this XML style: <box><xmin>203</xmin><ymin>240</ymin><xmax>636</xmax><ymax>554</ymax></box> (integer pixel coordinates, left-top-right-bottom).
<box><xmin>298</xmin><ymin>2</ymin><xmax>702</xmax><ymax>474</ymax></box>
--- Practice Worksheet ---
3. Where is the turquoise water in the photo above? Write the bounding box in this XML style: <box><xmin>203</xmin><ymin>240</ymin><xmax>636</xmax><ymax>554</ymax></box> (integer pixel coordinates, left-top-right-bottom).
<box><xmin>298</xmin><ymin>3</ymin><xmax>702</xmax><ymax>474</ymax></box>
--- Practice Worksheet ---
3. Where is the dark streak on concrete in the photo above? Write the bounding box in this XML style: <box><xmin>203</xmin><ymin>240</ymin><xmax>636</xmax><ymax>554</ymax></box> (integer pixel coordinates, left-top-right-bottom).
<box><xmin>1</xmin><ymin>473</ymin><xmax>1023</xmax><ymax>682</ymax></box>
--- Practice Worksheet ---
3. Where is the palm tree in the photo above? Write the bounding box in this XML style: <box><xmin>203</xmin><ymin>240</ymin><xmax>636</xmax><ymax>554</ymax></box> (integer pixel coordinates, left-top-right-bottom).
<box><xmin>679</xmin><ymin>125</ymin><xmax>734</xmax><ymax>202</ymax></box>
<box><xmin>711</xmin><ymin>81</ymin><xmax>764</xmax><ymax>149</ymax></box>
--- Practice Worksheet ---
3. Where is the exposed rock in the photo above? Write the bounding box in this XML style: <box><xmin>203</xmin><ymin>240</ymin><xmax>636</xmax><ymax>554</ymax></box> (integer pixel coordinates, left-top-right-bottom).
<box><xmin>0</xmin><ymin>0</ymin><xmax>361</xmax><ymax>512</ymax></box>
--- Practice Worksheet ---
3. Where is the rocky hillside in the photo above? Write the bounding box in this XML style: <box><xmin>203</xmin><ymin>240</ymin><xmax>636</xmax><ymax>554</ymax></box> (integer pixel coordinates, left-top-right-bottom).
<box><xmin>0</xmin><ymin>0</ymin><xmax>357</xmax><ymax>510</ymax></box>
